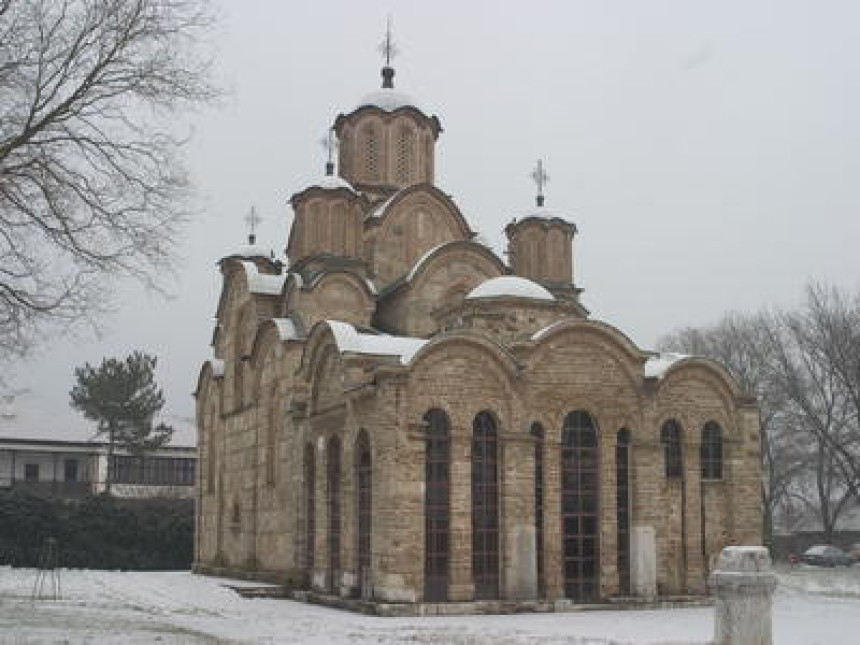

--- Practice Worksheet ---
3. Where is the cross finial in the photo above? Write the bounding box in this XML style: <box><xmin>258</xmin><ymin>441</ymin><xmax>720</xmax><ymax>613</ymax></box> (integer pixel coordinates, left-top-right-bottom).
<box><xmin>531</xmin><ymin>159</ymin><xmax>549</xmax><ymax>207</ymax></box>
<box><xmin>244</xmin><ymin>206</ymin><xmax>262</xmax><ymax>245</ymax></box>
<box><xmin>378</xmin><ymin>16</ymin><xmax>399</xmax><ymax>88</ymax></box>
<box><xmin>319</xmin><ymin>129</ymin><xmax>338</xmax><ymax>176</ymax></box>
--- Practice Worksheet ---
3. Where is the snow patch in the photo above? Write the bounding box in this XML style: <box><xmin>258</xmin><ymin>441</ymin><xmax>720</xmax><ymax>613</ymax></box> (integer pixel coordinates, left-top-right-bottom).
<box><xmin>358</xmin><ymin>89</ymin><xmax>418</xmax><ymax>111</ymax></box>
<box><xmin>326</xmin><ymin>320</ymin><xmax>427</xmax><ymax>365</ymax></box>
<box><xmin>240</xmin><ymin>261</ymin><xmax>286</xmax><ymax>296</ymax></box>
<box><xmin>405</xmin><ymin>243</ymin><xmax>448</xmax><ymax>282</ymax></box>
<box><xmin>210</xmin><ymin>359</ymin><xmax>225</xmax><ymax>378</ymax></box>
<box><xmin>271</xmin><ymin>318</ymin><xmax>299</xmax><ymax>341</ymax></box>
<box><xmin>467</xmin><ymin>276</ymin><xmax>554</xmax><ymax>301</ymax></box>
<box><xmin>644</xmin><ymin>352</ymin><xmax>688</xmax><ymax>379</ymax></box>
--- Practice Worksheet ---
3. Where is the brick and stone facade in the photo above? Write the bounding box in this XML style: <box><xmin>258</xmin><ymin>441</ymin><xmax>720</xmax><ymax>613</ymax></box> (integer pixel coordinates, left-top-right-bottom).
<box><xmin>194</xmin><ymin>59</ymin><xmax>762</xmax><ymax>607</ymax></box>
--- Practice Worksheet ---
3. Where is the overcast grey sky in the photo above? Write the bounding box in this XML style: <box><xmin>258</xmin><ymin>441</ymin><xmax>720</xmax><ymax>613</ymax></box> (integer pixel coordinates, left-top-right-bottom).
<box><xmin>6</xmin><ymin>0</ymin><xmax>860</xmax><ymax>442</ymax></box>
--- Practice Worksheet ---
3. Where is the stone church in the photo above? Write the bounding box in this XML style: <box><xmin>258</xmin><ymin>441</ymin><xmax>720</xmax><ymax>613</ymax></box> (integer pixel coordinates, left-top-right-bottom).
<box><xmin>194</xmin><ymin>48</ymin><xmax>762</xmax><ymax>608</ymax></box>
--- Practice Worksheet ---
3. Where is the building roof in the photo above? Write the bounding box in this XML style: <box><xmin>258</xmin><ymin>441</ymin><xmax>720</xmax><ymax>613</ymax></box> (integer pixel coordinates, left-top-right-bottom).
<box><xmin>466</xmin><ymin>276</ymin><xmax>555</xmax><ymax>301</ymax></box>
<box><xmin>240</xmin><ymin>261</ymin><xmax>287</xmax><ymax>296</ymax></box>
<box><xmin>326</xmin><ymin>320</ymin><xmax>427</xmax><ymax>365</ymax></box>
<box><xmin>357</xmin><ymin>88</ymin><xmax>419</xmax><ymax>112</ymax></box>
<box><xmin>643</xmin><ymin>352</ymin><xmax>689</xmax><ymax>379</ymax></box>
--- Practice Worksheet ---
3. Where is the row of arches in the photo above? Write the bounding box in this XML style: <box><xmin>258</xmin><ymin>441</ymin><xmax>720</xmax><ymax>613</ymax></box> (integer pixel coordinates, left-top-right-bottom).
<box><xmin>299</xmin><ymin>412</ymin><xmax>726</xmax><ymax>603</ymax></box>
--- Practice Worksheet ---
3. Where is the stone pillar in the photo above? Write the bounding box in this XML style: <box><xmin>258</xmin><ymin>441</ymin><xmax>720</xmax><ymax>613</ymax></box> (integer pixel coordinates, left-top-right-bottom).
<box><xmin>709</xmin><ymin>546</ymin><xmax>777</xmax><ymax>645</ymax></box>
<box><xmin>631</xmin><ymin>525</ymin><xmax>657</xmax><ymax>599</ymax></box>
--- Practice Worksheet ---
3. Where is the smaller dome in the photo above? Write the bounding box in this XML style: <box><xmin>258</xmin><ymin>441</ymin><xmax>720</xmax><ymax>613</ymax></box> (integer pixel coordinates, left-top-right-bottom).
<box><xmin>311</xmin><ymin>174</ymin><xmax>356</xmax><ymax>192</ymax></box>
<box><xmin>466</xmin><ymin>276</ymin><xmax>555</xmax><ymax>301</ymax></box>
<box><xmin>358</xmin><ymin>88</ymin><xmax>417</xmax><ymax>111</ymax></box>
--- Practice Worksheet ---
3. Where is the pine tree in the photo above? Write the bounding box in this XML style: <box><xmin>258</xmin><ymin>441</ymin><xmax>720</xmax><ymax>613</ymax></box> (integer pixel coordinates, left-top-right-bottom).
<box><xmin>70</xmin><ymin>351</ymin><xmax>173</xmax><ymax>493</ymax></box>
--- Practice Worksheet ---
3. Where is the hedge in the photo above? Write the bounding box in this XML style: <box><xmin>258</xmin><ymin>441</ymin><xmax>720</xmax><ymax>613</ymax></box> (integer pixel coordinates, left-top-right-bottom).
<box><xmin>0</xmin><ymin>490</ymin><xmax>193</xmax><ymax>570</ymax></box>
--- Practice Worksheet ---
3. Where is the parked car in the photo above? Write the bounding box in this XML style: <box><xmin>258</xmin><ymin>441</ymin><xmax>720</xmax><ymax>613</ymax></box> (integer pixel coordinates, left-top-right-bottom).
<box><xmin>799</xmin><ymin>545</ymin><xmax>854</xmax><ymax>567</ymax></box>
<box><xmin>849</xmin><ymin>543</ymin><xmax>860</xmax><ymax>562</ymax></box>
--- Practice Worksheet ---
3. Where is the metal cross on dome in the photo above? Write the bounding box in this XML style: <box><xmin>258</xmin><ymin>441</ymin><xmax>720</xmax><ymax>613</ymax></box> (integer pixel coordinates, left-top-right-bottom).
<box><xmin>244</xmin><ymin>206</ymin><xmax>261</xmax><ymax>244</ymax></box>
<box><xmin>378</xmin><ymin>16</ymin><xmax>399</xmax><ymax>67</ymax></box>
<box><xmin>320</xmin><ymin>129</ymin><xmax>338</xmax><ymax>175</ymax></box>
<box><xmin>531</xmin><ymin>159</ymin><xmax>549</xmax><ymax>207</ymax></box>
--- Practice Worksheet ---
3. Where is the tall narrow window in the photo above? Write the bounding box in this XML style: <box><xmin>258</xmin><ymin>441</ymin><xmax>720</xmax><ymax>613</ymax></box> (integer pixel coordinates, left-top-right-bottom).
<box><xmin>472</xmin><ymin>411</ymin><xmax>500</xmax><ymax>600</ymax></box>
<box><xmin>304</xmin><ymin>444</ymin><xmax>315</xmax><ymax>585</ymax></box>
<box><xmin>661</xmin><ymin>419</ymin><xmax>684</xmax><ymax>479</ymax></box>
<box><xmin>395</xmin><ymin>126</ymin><xmax>415</xmax><ymax>184</ymax></box>
<box><xmin>530</xmin><ymin>422</ymin><xmax>545</xmax><ymax>598</ymax></box>
<box><xmin>561</xmin><ymin>410</ymin><xmax>599</xmax><ymax>603</ymax></box>
<box><xmin>616</xmin><ymin>428</ymin><xmax>631</xmax><ymax>596</ymax></box>
<box><xmin>356</xmin><ymin>431</ymin><xmax>372</xmax><ymax>600</ymax></box>
<box><xmin>327</xmin><ymin>436</ymin><xmax>341</xmax><ymax>594</ymax></box>
<box><xmin>362</xmin><ymin>123</ymin><xmax>380</xmax><ymax>181</ymax></box>
<box><xmin>701</xmin><ymin>422</ymin><xmax>723</xmax><ymax>480</ymax></box>
<box><xmin>424</xmin><ymin>409</ymin><xmax>450</xmax><ymax>602</ymax></box>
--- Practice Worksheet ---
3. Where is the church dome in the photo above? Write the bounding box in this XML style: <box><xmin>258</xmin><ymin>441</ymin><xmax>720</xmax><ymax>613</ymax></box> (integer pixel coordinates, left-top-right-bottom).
<box><xmin>306</xmin><ymin>173</ymin><xmax>356</xmax><ymax>192</ymax></box>
<box><xmin>466</xmin><ymin>276</ymin><xmax>555</xmax><ymax>301</ymax></box>
<box><xmin>357</xmin><ymin>88</ymin><xmax>418</xmax><ymax>112</ymax></box>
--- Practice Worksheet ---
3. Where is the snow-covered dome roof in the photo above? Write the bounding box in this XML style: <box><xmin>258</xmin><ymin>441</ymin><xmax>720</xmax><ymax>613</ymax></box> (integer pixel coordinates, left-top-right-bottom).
<box><xmin>308</xmin><ymin>174</ymin><xmax>356</xmax><ymax>192</ymax></box>
<box><xmin>225</xmin><ymin>242</ymin><xmax>273</xmax><ymax>260</ymax></box>
<box><xmin>357</xmin><ymin>88</ymin><xmax>419</xmax><ymax>112</ymax></box>
<box><xmin>466</xmin><ymin>276</ymin><xmax>555</xmax><ymax>301</ymax></box>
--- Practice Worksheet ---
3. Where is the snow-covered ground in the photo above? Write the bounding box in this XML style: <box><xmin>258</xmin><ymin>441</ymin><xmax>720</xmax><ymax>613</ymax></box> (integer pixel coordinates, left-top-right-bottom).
<box><xmin>1</xmin><ymin>565</ymin><xmax>859</xmax><ymax>644</ymax></box>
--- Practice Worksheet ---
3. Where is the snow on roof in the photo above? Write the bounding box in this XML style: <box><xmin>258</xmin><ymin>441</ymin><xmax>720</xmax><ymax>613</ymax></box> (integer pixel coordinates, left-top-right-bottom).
<box><xmin>466</xmin><ymin>276</ymin><xmax>555</xmax><ymax>301</ymax></box>
<box><xmin>300</xmin><ymin>174</ymin><xmax>356</xmax><ymax>193</ymax></box>
<box><xmin>225</xmin><ymin>242</ymin><xmax>275</xmax><ymax>260</ymax></box>
<box><xmin>210</xmin><ymin>359</ymin><xmax>225</xmax><ymax>378</ymax></box>
<box><xmin>515</xmin><ymin>206</ymin><xmax>572</xmax><ymax>223</ymax></box>
<box><xmin>357</xmin><ymin>88</ymin><xmax>418</xmax><ymax>111</ymax></box>
<box><xmin>643</xmin><ymin>352</ymin><xmax>688</xmax><ymax>379</ymax></box>
<box><xmin>326</xmin><ymin>320</ymin><xmax>427</xmax><ymax>365</ymax></box>
<box><xmin>240</xmin><ymin>261</ymin><xmax>286</xmax><ymax>296</ymax></box>
<box><xmin>272</xmin><ymin>318</ymin><xmax>299</xmax><ymax>341</ymax></box>
<box><xmin>366</xmin><ymin>192</ymin><xmax>401</xmax><ymax>219</ymax></box>
<box><xmin>405</xmin><ymin>243</ymin><xmax>448</xmax><ymax>282</ymax></box>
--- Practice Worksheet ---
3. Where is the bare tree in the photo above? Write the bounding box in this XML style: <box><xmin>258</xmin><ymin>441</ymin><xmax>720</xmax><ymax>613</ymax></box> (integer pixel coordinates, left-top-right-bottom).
<box><xmin>0</xmin><ymin>0</ymin><xmax>218</xmax><ymax>359</ymax></box>
<box><xmin>659</xmin><ymin>284</ymin><xmax>860</xmax><ymax>543</ymax></box>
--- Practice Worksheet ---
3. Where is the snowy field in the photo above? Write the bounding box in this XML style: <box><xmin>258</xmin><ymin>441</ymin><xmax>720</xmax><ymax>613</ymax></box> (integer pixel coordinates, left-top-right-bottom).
<box><xmin>1</xmin><ymin>565</ymin><xmax>859</xmax><ymax>644</ymax></box>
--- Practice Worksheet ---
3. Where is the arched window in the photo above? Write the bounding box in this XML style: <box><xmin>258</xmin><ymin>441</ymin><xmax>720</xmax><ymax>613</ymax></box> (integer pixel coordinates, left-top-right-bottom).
<box><xmin>472</xmin><ymin>411</ymin><xmax>500</xmax><ymax>600</ymax></box>
<box><xmin>423</xmin><ymin>409</ymin><xmax>450</xmax><ymax>602</ymax></box>
<box><xmin>361</xmin><ymin>123</ymin><xmax>380</xmax><ymax>181</ymax></box>
<box><xmin>561</xmin><ymin>410</ymin><xmax>599</xmax><ymax>603</ymax></box>
<box><xmin>701</xmin><ymin>422</ymin><xmax>723</xmax><ymax>480</ymax></box>
<box><xmin>530</xmin><ymin>422</ymin><xmax>545</xmax><ymax>598</ymax></box>
<box><xmin>616</xmin><ymin>428</ymin><xmax>631</xmax><ymax>596</ymax></box>
<box><xmin>304</xmin><ymin>443</ymin><xmax>315</xmax><ymax>585</ymax></box>
<box><xmin>327</xmin><ymin>436</ymin><xmax>342</xmax><ymax>594</ymax></box>
<box><xmin>661</xmin><ymin>419</ymin><xmax>684</xmax><ymax>479</ymax></box>
<box><xmin>395</xmin><ymin>125</ymin><xmax>415</xmax><ymax>184</ymax></box>
<box><xmin>355</xmin><ymin>430</ymin><xmax>372</xmax><ymax>599</ymax></box>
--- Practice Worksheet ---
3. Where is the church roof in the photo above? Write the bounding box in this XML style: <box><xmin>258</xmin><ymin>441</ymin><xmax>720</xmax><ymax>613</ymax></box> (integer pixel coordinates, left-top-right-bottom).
<box><xmin>643</xmin><ymin>352</ymin><xmax>689</xmax><ymax>379</ymax></box>
<box><xmin>240</xmin><ymin>261</ymin><xmax>287</xmax><ymax>296</ymax></box>
<box><xmin>357</xmin><ymin>88</ymin><xmax>418</xmax><ymax>112</ymax></box>
<box><xmin>326</xmin><ymin>320</ymin><xmax>427</xmax><ymax>365</ymax></box>
<box><xmin>466</xmin><ymin>276</ymin><xmax>555</xmax><ymax>301</ymax></box>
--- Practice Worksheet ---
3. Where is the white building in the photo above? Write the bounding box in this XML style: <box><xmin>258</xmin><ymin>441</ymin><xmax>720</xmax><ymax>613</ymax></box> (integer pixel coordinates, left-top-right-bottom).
<box><xmin>0</xmin><ymin>391</ymin><xmax>196</xmax><ymax>499</ymax></box>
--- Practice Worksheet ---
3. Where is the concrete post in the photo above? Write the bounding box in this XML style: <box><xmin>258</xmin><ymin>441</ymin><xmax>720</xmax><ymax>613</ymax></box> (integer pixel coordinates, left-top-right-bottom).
<box><xmin>709</xmin><ymin>546</ymin><xmax>777</xmax><ymax>645</ymax></box>
<box><xmin>630</xmin><ymin>526</ymin><xmax>657</xmax><ymax>599</ymax></box>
